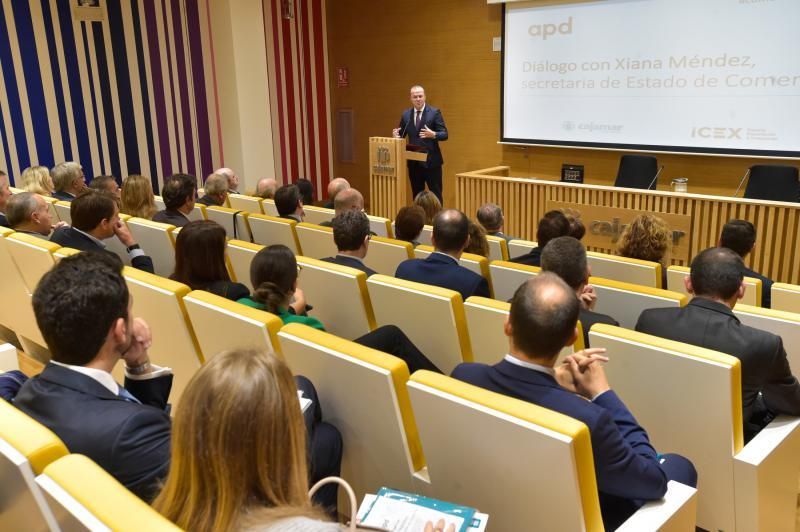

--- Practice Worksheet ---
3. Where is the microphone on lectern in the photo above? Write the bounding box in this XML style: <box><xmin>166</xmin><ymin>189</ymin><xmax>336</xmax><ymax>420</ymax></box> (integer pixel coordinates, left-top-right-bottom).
<box><xmin>646</xmin><ymin>165</ymin><xmax>664</xmax><ymax>190</ymax></box>
<box><xmin>733</xmin><ymin>168</ymin><xmax>751</xmax><ymax>197</ymax></box>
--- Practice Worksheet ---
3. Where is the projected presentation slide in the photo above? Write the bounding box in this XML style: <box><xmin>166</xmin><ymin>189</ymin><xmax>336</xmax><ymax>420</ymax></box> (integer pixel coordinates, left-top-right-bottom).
<box><xmin>502</xmin><ymin>0</ymin><xmax>800</xmax><ymax>156</ymax></box>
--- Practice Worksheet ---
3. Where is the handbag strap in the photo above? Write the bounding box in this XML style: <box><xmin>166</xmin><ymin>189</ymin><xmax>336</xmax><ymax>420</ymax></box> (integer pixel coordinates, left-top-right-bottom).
<box><xmin>308</xmin><ymin>476</ymin><xmax>357</xmax><ymax>531</ymax></box>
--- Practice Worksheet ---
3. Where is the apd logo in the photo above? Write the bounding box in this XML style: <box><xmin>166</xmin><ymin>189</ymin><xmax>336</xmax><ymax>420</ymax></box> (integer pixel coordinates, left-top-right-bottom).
<box><xmin>372</xmin><ymin>146</ymin><xmax>394</xmax><ymax>174</ymax></box>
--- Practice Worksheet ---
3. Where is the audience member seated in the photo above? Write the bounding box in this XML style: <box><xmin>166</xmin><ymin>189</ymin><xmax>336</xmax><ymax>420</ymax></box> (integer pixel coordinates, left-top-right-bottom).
<box><xmin>565</xmin><ymin>211</ymin><xmax>586</xmax><ymax>240</ymax></box>
<box><xmin>51</xmin><ymin>190</ymin><xmax>155</xmax><ymax>273</ymax></box>
<box><xmin>216</xmin><ymin>167</ymin><xmax>239</xmax><ymax>194</ymax></box>
<box><xmin>196</xmin><ymin>172</ymin><xmax>229</xmax><ymax>207</ymax></box>
<box><xmin>152</xmin><ymin>174</ymin><xmax>197</xmax><ymax>228</ymax></box>
<box><xmin>414</xmin><ymin>190</ymin><xmax>442</xmax><ymax>225</ymax></box>
<box><xmin>120</xmin><ymin>174</ymin><xmax>157</xmax><ymax>220</ymax></box>
<box><xmin>324</xmin><ymin>177</ymin><xmax>350</xmax><ymax>209</ymax></box>
<box><xmin>153</xmin><ymin>348</ymin><xmax>344</xmax><ymax>526</ymax></box>
<box><xmin>541</xmin><ymin>236</ymin><xmax>619</xmax><ymax>347</ymax></box>
<box><xmin>394</xmin><ymin>205</ymin><xmax>426</xmax><ymax>247</ymax></box>
<box><xmin>0</xmin><ymin>170</ymin><xmax>11</xmax><ymax>227</ymax></box>
<box><xmin>89</xmin><ymin>175</ymin><xmax>121</xmax><ymax>200</ymax></box>
<box><xmin>238</xmin><ymin>245</ymin><xmax>440</xmax><ymax>373</ymax></box>
<box><xmin>636</xmin><ymin>247</ymin><xmax>800</xmax><ymax>442</ymax></box>
<box><xmin>275</xmin><ymin>184</ymin><xmax>305</xmax><ymax>222</ymax></box>
<box><xmin>321</xmin><ymin>210</ymin><xmax>377</xmax><ymax>276</ymax></box>
<box><xmin>171</xmin><ymin>220</ymin><xmax>249</xmax><ymax>301</ymax></box>
<box><xmin>617</xmin><ymin>213</ymin><xmax>670</xmax><ymax>286</ymax></box>
<box><xmin>51</xmin><ymin>162</ymin><xmax>86</xmax><ymax>201</ymax></box>
<box><xmin>510</xmin><ymin>210</ymin><xmax>570</xmax><ymax>267</ymax></box>
<box><xmin>296</xmin><ymin>178</ymin><xmax>315</xmax><ymax>206</ymax></box>
<box><xmin>476</xmin><ymin>203</ymin><xmax>515</xmax><ymax>242</ymax></box>
<box><xmin>14</xmin><ymin>253</ymin><xmax>171</xmax><ymax>501</ymax></box>
<box><xmin>255</xmin><ymin>177</ymin><xmax>278</xmax><ymax>200</ymax></box>
<box><xmin>20</xmin><ymin>165</ymin><xmax>55</xmax><ymax>197</ymax></box>
<box><xmin>395</xmin><ymin>209</ymin><xmax>490</xmax><ymax>300</ymax></box>
<box><xmin>453</xmin><ymin>273</ymin><xmax>697</xmax><ymax>529</ymax></box>
<box><xmin>6</xmin><ymin>192</ymin><xmax>61</xmax><ymax>238</ymax></box>
<box><xmin>319</xmin><ymin>188</ymin><xmax>364</xmax><ymax>228</ymax></box>
<box><xmin>464</xmin><ymin>220</ymin><xmax>489</xmax><ymax>257</ymax></box>
<box><xmin>720</xmin><ymin>219</ymin><xmax>773</xmax><ymax>308</ymax></box>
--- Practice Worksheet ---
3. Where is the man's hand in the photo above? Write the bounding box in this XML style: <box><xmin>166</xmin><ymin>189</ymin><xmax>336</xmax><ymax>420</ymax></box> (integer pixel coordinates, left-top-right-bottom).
<box><xmin>420</xmin><ymin>125</ymin><xmax>436</xmax><ymax>139</ymax></box>
<box><xmin>392</xmin><ymin>127</ymin><xmax>401</xmax><ymax>138</ymax></box>
<box><xmin>424</xmin><ymin>519</ymin><xmax>455</xmax><ymax>532</ymax></box>
<box><xmin>122</xmin><ymin>318</ymin><xmax>152</xmax><ymax>369</ymax></box>
<box><xmin>114</xmin><ymin>220</ymin><xmax>136</xmax><ymax>247</ymax></box>
<box><xmin>52</xmin><ymin>221</ymin><xmax>69</xmax><ymax>230</ymax></box>
<box><xmin>566</xmin><ymin>348</ymin><xmax>610</xmax><ymax>400</ymax></box>
<box><xmin>579</xmin><ymin>284</ymin><xmax>597</xmax><ymax>310</ymax></box>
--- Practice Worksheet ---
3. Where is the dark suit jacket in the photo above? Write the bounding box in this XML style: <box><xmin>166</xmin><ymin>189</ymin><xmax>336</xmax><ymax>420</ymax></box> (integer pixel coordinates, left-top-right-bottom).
<box><xmin>323</xmin><ymin>200</ymin><xmax>334</xmax><ymax>209</ymax></box>
<box><xmin>322</xmin><ymin>255</ymin><xmax>377</xmax><ymax>277</ymax></box>
<box><xmin>395</xmin><ymin>252</ymin><xmax>490</xmax><ymax>301</ymax></box>
<box><xmin>510</xmin><ymin>246</ymin><xmax>542</xmax><ymax>267</ymax></box>
<box><xmin>580</xmin><ymin>308</ymin><xmax>619</xmax><ymax>347</ymax></box>
<box><xmin>452</xmin><ymin>360</ymin><xmax>668</xmax><ymax>528</ymax></box>
<box><xmin>743</xmin><ymin>266</ymin><xmax>773</xmax><ymax>309</ymax></box>
<box><xmin>50</xmin><ymin>226</ymin><xmax>155</xmax><ymax>274</ymax></box>
<box><xmin>0</xmin><ymin>212</ymin><xmax>8</xmax><ymax>228</ymax></box>
<box><xmin>196</xmin><ymin>195</ymin><xmax>223</xmax><ymax>207</ymax></box>
<box><xmin>636</xmin><ymin>297</ymin><xmax>800</xmax><ymax>439</ymax></box>
<box><xmin>14</xmin><ymin>364</ymin><xmax>172</xmax><ymax>501</ymax></box>
<box><xmin>52</xmin><ymin>191</ymin><xmax>75</xmax><ymax>202</ymax></box>
<box><xmin>397</xmin><ymin>105</ymin><xmax>448</xmax><ymax>168</ymax></box>
<box><xmin>152</xmin><ymin>209</ymin><xmax>190</xmax><ymax>228</ymax></box>
<box><xmin>487</xmin><ymin>230</ymin><xmax>515</xmax><ymax>243</ymax></box>
<box><xmin>199</xmin><ymin>280</ymin><xmax>250</xmax><ymax>301</ymax></box>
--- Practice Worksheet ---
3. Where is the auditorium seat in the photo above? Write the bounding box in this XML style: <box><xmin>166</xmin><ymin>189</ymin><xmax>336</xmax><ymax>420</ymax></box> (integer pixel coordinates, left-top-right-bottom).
<box><xmin>732</xmin><ymin>304</ymin><xmax>800</xmax><ymax>375</ymax></box>
<box><xmin>363</xmin><ymin>236</ymin><xmax>413</xmax><ymax>275</ymax></box>
<box><xmin>5</xmin><ymin>232</ymin><xmax>61</xmax><ymax>292</ymax></box>
<box><xmin>667</xmin><ymin>265</ymin><xmax>761</xmax><ymax>306</ymax></box>
<box><xmin>248</xmin><ymin>213</ymin><xmax>301</xmax><ymax>254</ymax></box>
<box><xmin>205</xmin><ymin>205</ymin><xmax>252</xmax><ymax>241</ymax></box>
<box><xmin>743</xmin><ymin>165</ymin><xmax>800</xmax><ymax>202</ymax></box>
<box><xmin>227</xmin><ymin>194</ymin><xmax>264</xmax><ymax>214</ymax></box>
<box><xmin>590</xmin><ymin>277</ymin><xmax>687</xmax><ymax>329</ymax></box>
<box><xmin>153</xmin><ymin>195</ymin><xmax>166</xmax><ymax>211</ymax></box>
<box><xmin>263</xmin><ymin>198</ymin><xmax>279</xmax><ymax>216</ymax></box>
<box><xmin>53</xmin><ymin>247</ymin><xmax>82</xmax><ymax>261</ymax></box>
<box><xmin>407</xmin><ymin>371</ymin><xmax>697</xmax><ymax>531</ymax></box>
<box><xmin>227</xmin><ymin>239</ymin><xmax>264</xmax><ymax>291</ymax></box>
<box><xmin>187</xmin><ymin>204</ymin><xmax>207</xmax><ymax>222</ymax></box>
<box><xmin>278</xmin><ymin>323</ymin><xmax>426</xmax><ymax>501</ymax></box>
<box><xmin>489</xmin><ymin>260</ymin><xmax>541</xmax><ymax>302</ymax></box>
<box><xmin>413</xmin><ymin>245</ymin><xmax>492</xmax><ymax>297</ymax></box>
<box><xmin>392</xmin><ymin>221</ymin><xmax>432</xmax><ymax>245</ymax></box>
<box><xmin>121</xmin><ymin>267</ymin><xmax>203</xmax><ymax>410</ymax></box>
<box><xmin>297</xmin><ymin>256</ymin><xmax>375</xmax><ymax>339</ymax></box>
<box><xmin>183</xmin><ymin>290</ymin><xmax>283</xmax><ymax>360</ymax></box>
<box><xmin>587</xmin><ymin>251</ymin><xmax>663</xmax><ymax>288</ymax></box>
<box><xmin>367</xmin><ymin>274</ymin><xmax>472</xmax><ymax>374</ymax></box>
<box><xmin>507</xmin><ymin>238</ymin><xmax>537</xmax><ymax>259</ymax></box>
<box><xmin>485</xmin><ymin>234</ymin><xmax>509</xmax><ymax>261</ymax></box>
<box><xmin>53</xmin><ymin>200</ymin><xmax>72</xmax><ymax>224</ymax></box>
<box><xmin>41</xmin><ymin>196</ymin><xmax>59</xmax><ymax>224</ymax></box>
<box><xmin>125</xmin><ymin>217</ymin><xmax>177</xmax><ymax>277</ymax></box>
<box><xmin>0</xmin><ymin>343</ymin><xmax>17</xmax><ymax>371</ymax></box>
<box><xmin>367</xmin><ymin>214</ymin><xmax>393</xmax><ymax>238</ymax></box>
<box><xmin>303</xmin><ymin>205</ymin><xmax>335</xmax><ymax>225</ymax></box>
<box><xmin>614</xmin><ymin>154</ymin><xmax>659</xmax><ymax>190</ymax></box>
<box><xmin>9</xmin><ymin>186</ymin><xmax>22</xmax><ymax>194</ymax></box>
<box><xmin>771</xmin><ymin>282</ymin><xmax>800</xmax><ymax>314</ymax></box>
<box><xmin>36</xmin><ymin>454</ymin><xmax>181</xmax><ymax>531</ymax></box>
<box><xmin>295</xmin><ymin>223</ymin><xmax>338</xmax><ymax>259</ymax></box>
<box><xmin>0</xmin><ymin>399</ymin><xmax>67</xmax><ymax>531</ymax></box>
<box><xmin>590</xmin><ymin>324</ymin><xmax>800</xmax><ymax>532</ymax></box>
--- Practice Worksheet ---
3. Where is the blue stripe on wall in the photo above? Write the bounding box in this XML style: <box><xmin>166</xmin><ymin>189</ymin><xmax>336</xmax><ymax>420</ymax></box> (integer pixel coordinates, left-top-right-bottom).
<box><xmin>130</xmin><ymin>0</ymin><xmax>159</xmax><ymax>191</ymax></box>
<box><xmin>91</xmin><ymin>22</ymin><xmax>121</xmax><ymax>178</ymax></box>
<box><xmin>0</xmin><ymin>105</ymin><xmax>13</xmax><ymax>183</ymax></box>
<box><xmin>40</xmin><ymin>0</ymin><xmax>73</xmax><ymax>161</ymax></box>
<box><xmin>0</xmin><ymin>2</ymin><xmax>31</xmax><ymax>170</ymax></box>
<box><xmin>56</xmin><ymin>0</ymin><xmax>93</xmax><ymax>179</ymax></box>
<box><xmin>11</xmin><ymin>0</ymin><xmax>54</xmax><ymax>167</ymax></box>
<box><xmin>81</xmin><ymin>23</ymin><xmax>105</xmax><ymax>174</ymax></box>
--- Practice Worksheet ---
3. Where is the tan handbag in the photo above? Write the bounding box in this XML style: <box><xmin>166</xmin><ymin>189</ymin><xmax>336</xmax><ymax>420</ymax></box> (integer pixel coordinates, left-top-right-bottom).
<box><xmin>308</xmin><ymin>477</ymin><xmax>387</xmax><ymax>531</ymax></box>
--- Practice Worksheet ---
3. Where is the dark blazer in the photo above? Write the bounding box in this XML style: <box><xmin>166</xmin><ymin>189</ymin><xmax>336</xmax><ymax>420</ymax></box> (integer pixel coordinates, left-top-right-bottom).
<box><xmin>395</xmin><ymin>252</ymin><xmax>490</xmax><ymax>301</ymax></box>
<box><xmin>743</xmin><ymin>266</ymin><xmax>773</xmax><ymax>309</ymax></box>
<box><xmin>152</xmin><ymin>209</ymin><xmax>190</xmax><ymax>228</ymax></box>
<box><xmin>397</xmin><ymin>105</ymin><xmax>448</xmax><ymax>168</ymax></box>
<box><xmin>509</xmin><ymin>246</ymin><xmax>542</xmax><ymax>267</ymax></box>
<box><xmin>580</xmin><ymin>308</ymin><xmax>619</xmax><ymax>347</ymax></box>
<box><xmin>50</xmin><ymin>226</ymin><xmax>155</xmax><ymax>274</ymax></box>
<box><xmin>323</xmin><ymin>200</ymin><xmax>334</xmax><ymax>209</ymax></box>
<box><xmin>196</xmin><ymin>195</ymin><xmax>223</xmax><ymax>207</ymax></box>
<box><xmin>487</xmin><ymin>230</ymin><xmax>515</xmax><ymax>243</ymax></box>
<box><xmin>14</xmin><ymin>363</ymin><xmax>172</xmax><ymax>501</ymax></box>
<box><xmin>0</xmin><ymin>212</ymin><xmax>8</xmax><ymax>228</ymax></box>
<box><xmin>322</xmin><ymin>255</ymin><xmax>377</xmax><ymax>277</ymax></box>
<box><xmin>52</xmin><ymin>191</ymin><xmax>75</xmax><ymax>202</ymax></box>
<box><xmin>452</xmin><ymin>360</ymin><xmax>668</xmax><ymax>528</ymax></box>
<box><xmin>200</xmin><ymin>280</ymin><xmax>250</xmax><ymax>301</ymax></box>
<box><xmin>636</xmin><ymin>297</ymin><xmax>800</xmax><ymax>440</ymax></box>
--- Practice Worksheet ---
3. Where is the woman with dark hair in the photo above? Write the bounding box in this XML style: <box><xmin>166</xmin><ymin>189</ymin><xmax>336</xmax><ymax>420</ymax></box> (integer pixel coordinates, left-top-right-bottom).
<box><xmin>171</xmin><ymin>220</ymin><xmax>249</xmax><ymax>301</ymax></box>
<box><xmin>238</xmin><ymin>245</ymin><xmax>441</xmax><ymax>373</ymax></box>
<box><xmin>394</xmin><ymin>205</ymin><xmax>425</xmax><ymax>247</ymax></box>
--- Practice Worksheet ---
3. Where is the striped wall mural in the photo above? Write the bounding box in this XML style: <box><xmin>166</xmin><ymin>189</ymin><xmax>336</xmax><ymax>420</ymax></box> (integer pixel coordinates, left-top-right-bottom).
<box><xmin>264</xmin><ymin>0</ymin><xmax>333</xmax><ymax>200</ymax></box>
<box><xmin>0</xmin><ymin>0</ymin><xmax>222</xmax><ymax>193</ymax></box>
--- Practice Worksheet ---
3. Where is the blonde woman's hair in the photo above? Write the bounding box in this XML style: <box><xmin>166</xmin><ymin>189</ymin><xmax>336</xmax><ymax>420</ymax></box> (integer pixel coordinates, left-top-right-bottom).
<box><xmin>20</xmin><ymin>166</ymin><xmax>54</xmax><ymax>195</ymax></box>
<box><xmin>120</xmin><ymin>175</ymin><xmax>157</xmax><ymax>219</ymax></box>
<box><xmin>617</xmin><ymin>214</ymin><xmax>670</xmax><ymax>263</ymax></box>
<box><xmin>464</xmin><ymin>220</ymin><xmax>489</xmax><ymax>257</ymax></box>
<box><xmin>152</xmin><ymin>349</ymin><xmax>318</xmax><ymax>532</ymax></box>
<box><xmin>413</xmin><ymin>190</ymin><xmax>442</xmax><ymax>225</ymax></box>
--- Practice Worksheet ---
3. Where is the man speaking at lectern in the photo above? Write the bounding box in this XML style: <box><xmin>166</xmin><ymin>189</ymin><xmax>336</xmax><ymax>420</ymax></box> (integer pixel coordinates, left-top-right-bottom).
<box><xmin>393</xmin><ymin>85</ymin><xmax>448</xmax><ymax>204</ymax></box>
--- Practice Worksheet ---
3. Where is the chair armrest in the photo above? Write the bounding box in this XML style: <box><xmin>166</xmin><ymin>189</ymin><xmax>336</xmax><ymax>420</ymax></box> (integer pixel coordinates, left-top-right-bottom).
<box><xmin>616</xmin><ymin>481</ymin><xmax>697</xmax><ymax>532</ymax></box>
<box><xmin>734</xmin><ymin>415</ymin><xmax>800</xmax><ymax>532</ymax></box>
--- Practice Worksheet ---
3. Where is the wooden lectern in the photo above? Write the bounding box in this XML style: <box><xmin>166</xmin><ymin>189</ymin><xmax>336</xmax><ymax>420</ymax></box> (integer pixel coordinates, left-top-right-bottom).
<box><xmin>369</xmin><ymin>137</ymin><xmax>427</xmax><ymax>219</ymax></box>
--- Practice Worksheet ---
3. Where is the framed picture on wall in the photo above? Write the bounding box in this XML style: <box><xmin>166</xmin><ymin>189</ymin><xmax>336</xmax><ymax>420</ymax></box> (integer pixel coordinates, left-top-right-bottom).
<box><xmin>73</xmin><ymin>0</ymin><xmax>104</xmax><ymax>22</ymax></box>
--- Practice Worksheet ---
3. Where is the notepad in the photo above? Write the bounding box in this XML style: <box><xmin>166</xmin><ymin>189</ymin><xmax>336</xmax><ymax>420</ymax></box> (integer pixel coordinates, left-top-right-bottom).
<box><xmin>357</xmin><ymin>488</ymin><xmax>487</xmax><ymax>532</ymax></box>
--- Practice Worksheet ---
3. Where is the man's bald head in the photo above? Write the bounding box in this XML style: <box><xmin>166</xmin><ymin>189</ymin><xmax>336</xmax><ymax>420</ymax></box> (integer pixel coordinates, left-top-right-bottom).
<box><xmin>432</xmin><ymin>209</ymin><xmax>469</xmax><ymax>254</ymax></box>
<box><xmin>509</xmin><ymin>273</ymin><xmax>580</xmax><ymax>360</ymax></box>
<box><xmin>327</xmin><ymin>178</ymin><xmax>350</xmax><ymax>202</ymax></box>
<box><xmin>215</xmin><ymin>167</ymin><xmax>238</xmax><ymax>192</ymax></box>
<box><xmin>333</xmin><ymin>187</ymin><xmax>363</xmax><ymax>214</ymax></box>
<box><xmin>255</xmin><ymin>178</ymin><xmax>278</xmax><ymax>199</ymax></box>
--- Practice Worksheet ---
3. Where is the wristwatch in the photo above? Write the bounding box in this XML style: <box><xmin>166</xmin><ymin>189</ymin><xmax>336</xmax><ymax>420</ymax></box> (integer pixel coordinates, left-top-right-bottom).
<box><xmin>125</xmin><ymin>361</ymin><xmax>152</xmax><ymax>375</ymax></box>
<box><xmin>126</xmin><ymin>243</ymin><xmax>141</xmax><ymax>253</ymax></box>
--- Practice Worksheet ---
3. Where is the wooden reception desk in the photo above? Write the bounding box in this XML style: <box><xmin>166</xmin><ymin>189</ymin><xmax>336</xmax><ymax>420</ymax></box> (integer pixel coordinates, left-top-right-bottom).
<box><xmin>455</xmin><ymin>166</ymin><xmax>800</xmax><ymax>284</ymax></box>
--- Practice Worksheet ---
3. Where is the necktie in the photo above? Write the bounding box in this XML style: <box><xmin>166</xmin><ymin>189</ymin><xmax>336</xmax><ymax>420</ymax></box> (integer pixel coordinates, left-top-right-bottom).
<box><xmin>118</xmin><ymin>386</ymin><xmax>141</xmax><ymax>404</ymax></box>
<box><xmin>415</xmin><ymin>110</ymin><xmax>421</xmax><ymax>129</ymax></box>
